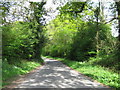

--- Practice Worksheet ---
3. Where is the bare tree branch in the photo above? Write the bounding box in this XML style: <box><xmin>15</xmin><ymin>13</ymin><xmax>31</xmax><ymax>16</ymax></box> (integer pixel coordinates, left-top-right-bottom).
<box><xmin>104</xmin><ymin>17</ymin><xmax>118</xmax><ymax>24</ymax></box>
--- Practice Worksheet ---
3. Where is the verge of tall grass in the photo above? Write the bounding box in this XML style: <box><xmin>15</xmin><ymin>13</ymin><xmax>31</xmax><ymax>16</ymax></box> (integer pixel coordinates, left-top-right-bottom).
<box><xmin>2</xmin><ymin>59</ymin><xmax>42</xmax><ymax>87</ymax></box>
<box><xmin>0</xmin><ymin>59</ymin><xmax>2</xmax><ymax>89</ymax></box>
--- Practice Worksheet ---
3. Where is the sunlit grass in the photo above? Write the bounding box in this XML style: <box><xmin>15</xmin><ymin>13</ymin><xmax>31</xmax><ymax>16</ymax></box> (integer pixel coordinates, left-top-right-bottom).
<box><xmin>0</xmin><ymin>59</ymin><xmax>2</xmax><ymax>89</ymax></box>
<box><xmin>44</xmin><ymin>56</ymin><xmax>119</xmax><ymax>89</ymax></box>
<box><xmin>2</xmin><ymin>60</ymin><xmax>41</xmax><ymax>87</ymax></box>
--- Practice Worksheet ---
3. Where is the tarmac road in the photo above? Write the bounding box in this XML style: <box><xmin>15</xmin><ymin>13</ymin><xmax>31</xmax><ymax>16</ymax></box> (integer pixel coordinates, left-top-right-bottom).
<box><xmin>14</xmin><ymin>57</ymin><xmax>111</xmax><ymax>89</ymax></box>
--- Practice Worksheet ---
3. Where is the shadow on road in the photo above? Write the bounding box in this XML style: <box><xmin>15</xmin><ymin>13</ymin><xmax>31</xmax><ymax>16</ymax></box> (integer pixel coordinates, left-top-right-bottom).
<box><xmin>13</xmin><ymin>58</ymin><xmax>111</xmax><ymax>89</ymax></box>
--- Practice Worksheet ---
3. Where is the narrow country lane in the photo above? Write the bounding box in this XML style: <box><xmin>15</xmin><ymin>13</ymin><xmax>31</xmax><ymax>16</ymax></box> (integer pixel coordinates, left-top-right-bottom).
<box><xmin>13</xmin><ymin>57</ymin><xmax>111</xmax><ymax>89</ymax></box>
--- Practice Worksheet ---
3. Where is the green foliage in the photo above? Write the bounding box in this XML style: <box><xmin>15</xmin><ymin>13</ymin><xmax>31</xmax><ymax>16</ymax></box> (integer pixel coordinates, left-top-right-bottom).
<box><xmin>43</xmin><ymin>14</ymin><xmax>114</xmax><ymax>62</ymax></box>
<box><xmin>2</xmin><ymin>22</ymin><xmax>38</xmax><ymax>63</ymax></box>
<box><xmin>43</xmin><ymin>2</ymin><xmax>119</xmax><ymax>89</ymax></box>
<box><xmin>2</xmin><ymin>1</ymin><xmax>120</xmax><ymax>89</ymax></box>
<box><xmin>0</xmin><ymin>2</ymin><xmax>11</xmax><ymax>24</ymax></box>
<box><xmin>29</xmin><ymin>2</ymin><xmax>46</xmax><ymax>60</ymax></box>
<box><xmin>89</xmin><ymin>54</ymin><xmax>120</xmax><ymax>70</ymax></box>
<box><xmin>2</xmin><ymin>1</ymin><xmax>47</xmax><ymax>64</ymax></box>
<box><xmin>42</xmin><ymin>15</ymin><xmax>78</xmax><ymax>57</ymax></box>
<box><xmin>2</xmin><ymin>60</ymin><xmax>41</xmax><ymax>86</ymax></box>
<box><xmin>68</xmin><ymin>22</ymin><xmax>97</xmax><ymax>61</ymax></box>
<box><xmin>69</xmin><ymin>23</ymin><xmax>113</xmax><ymax>61</ymax></box>
<box><xmin>59</xmin><ymin>2</ymin><xmax>86</xmax><ymax>15</ymax></box>
<box><xmin>2</xmin><ymin>2</ymin><xmax>46</xmax><ymax>87</ymax></box>
<box><xmin>0</xmin><ymin>59</ymin><xmax>1</xmax><ymax>89</ymax></box>
<box><xmin>60</xmin><ymin>2</ymin><xmax>85</xmax><ymax>11</ymax></box>
<box><xmin>43</xmin><ymin>1</ymin><xmax>119</xmax><ymax>71</ymax></box>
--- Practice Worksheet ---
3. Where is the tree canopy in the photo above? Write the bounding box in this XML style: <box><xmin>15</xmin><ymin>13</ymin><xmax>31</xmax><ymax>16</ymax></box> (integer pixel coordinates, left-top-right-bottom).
<box><xmin>1</xmin><ymin>0</ymin><xmax>120</xmax><ymax>75</ymax></box>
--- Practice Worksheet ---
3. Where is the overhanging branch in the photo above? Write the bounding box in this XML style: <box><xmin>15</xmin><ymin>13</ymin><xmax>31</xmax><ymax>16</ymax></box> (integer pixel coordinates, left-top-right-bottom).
<box><xmin>105</xmin><ymin>17</ymin><xmax>118</xmax><ymax>24</ymax></box>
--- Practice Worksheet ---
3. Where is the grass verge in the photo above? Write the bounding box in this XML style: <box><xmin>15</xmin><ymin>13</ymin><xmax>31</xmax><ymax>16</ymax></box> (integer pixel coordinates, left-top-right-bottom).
<box><xmin>2</xmin><ymin>59</ymin><xmax>43</xmax><ymax>87</ymax></box>
<box><xmin>44</xmin><ymin>56</ymin><xmax>119</xmax><ymax>90</ymax></box>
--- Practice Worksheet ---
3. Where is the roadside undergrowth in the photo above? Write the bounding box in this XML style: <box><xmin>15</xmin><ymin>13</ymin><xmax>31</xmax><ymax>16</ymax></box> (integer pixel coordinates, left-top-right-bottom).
<box><xmin>2</xmin><ymin>59</ymin><xmax>42</xmax><ymax>87</ymax></box>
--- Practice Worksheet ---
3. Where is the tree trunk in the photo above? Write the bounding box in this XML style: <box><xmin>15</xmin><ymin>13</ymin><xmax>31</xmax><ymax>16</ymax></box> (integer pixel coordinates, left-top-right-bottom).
<box><xmin>116</xmin><ymin>2</ymin><xmax>120</xmax><ymax>41</ymax></box>
<box><xmin>30</xmin><ymin>2</ymin><xmax>46</xmax><ymax>61</ymax></box>
<box><xmin>95</xmin><ymin>3</ymin><xmax>100</xmax><ymax>56</ymax></box>
<box><xmin>34</xmin><ymin>43</ymin><xmax>42</xmax><ymax>60</ymax></box>
<box><xmin>116</xmin><ymin>1</ymin><xmax>120</xmax><ymax>61</ymax></box>
<box><xmin>34</xmin><ymin>26</ymin><xmax>43</xmax><ymax>61</ymax></box>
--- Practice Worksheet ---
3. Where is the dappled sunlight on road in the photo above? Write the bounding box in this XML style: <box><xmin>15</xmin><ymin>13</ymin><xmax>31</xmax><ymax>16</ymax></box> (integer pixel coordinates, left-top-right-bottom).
<box><xmin>16</xmin><ymin>58</ymin><xmax>109</xmax><ymax>88</ymax></box>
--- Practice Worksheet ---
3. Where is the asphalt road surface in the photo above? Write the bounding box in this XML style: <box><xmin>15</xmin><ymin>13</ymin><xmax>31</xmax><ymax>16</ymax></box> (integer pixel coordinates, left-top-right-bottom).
<box><xmin>14</xmin><ymin>57</ymin><xmax>111</xmax><ymax>89</ymax></box>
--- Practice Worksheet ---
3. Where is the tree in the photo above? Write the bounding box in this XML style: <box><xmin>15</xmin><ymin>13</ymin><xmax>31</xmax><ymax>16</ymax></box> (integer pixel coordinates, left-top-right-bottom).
<box><xmin>2</xmin><ymin>1</ymin><xmax>47</xmax><ymax>63</ymax></box>
<box><xmin>59</xmin><ymin>2</ymin><xmax>86</xmax><ymax>17</ymax></box>
<box><xmin>115</xmin><ymin>1</ymin><xmax>120</xmax><ymax>62</ymax></box>
<box><xmin>115</xmin><ymin>1</ymin><xmax>120</xmax><ymax>41</ymax></box>
<box><xmin>30</xmin><ymin>2</ymin><xmax>46</xmax><ymax>60</ymax></box>
<box><xmin>0</xmin><ymin>2</ymin><xmax>11</xmax><ymax>25</ymax></box>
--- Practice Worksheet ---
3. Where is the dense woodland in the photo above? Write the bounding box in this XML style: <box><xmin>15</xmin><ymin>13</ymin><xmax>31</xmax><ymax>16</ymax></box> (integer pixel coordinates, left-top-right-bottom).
<box><xmin>1</xmin><ymin>0</ymin><xmax>120</xmax><ymax>89</ymax></box>
<box><xmin>43</xmin><ymin>1</ymin><xmax>120</xmax><ymax>70</ymax></box>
